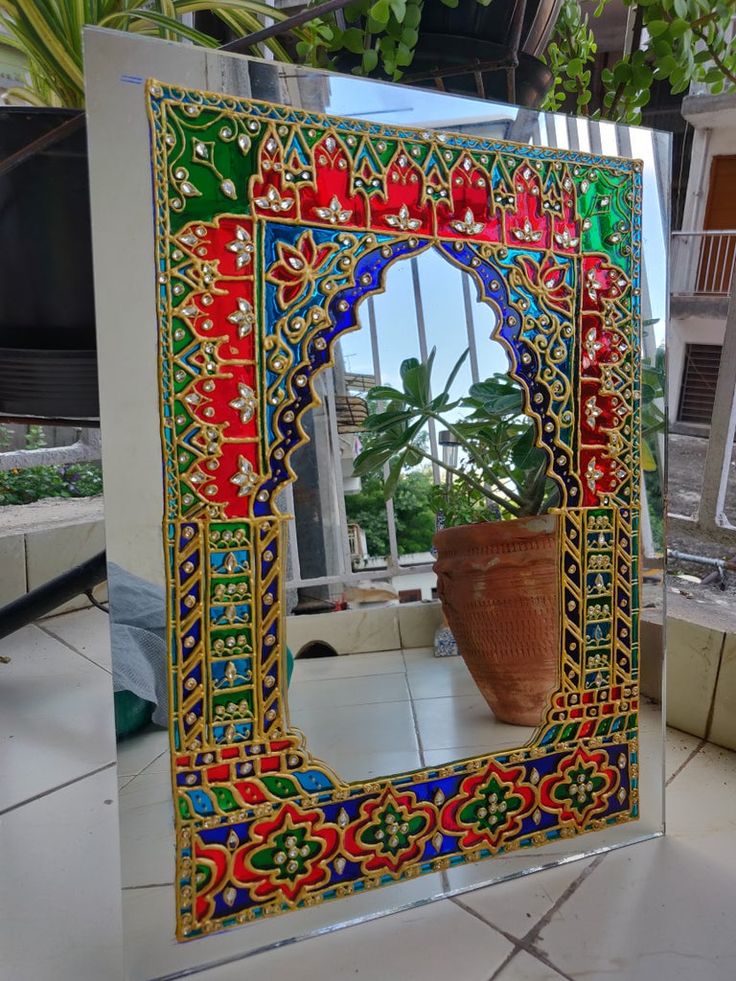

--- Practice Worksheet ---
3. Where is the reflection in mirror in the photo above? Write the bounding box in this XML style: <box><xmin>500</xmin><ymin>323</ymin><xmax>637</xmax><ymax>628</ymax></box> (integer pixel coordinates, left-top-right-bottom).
<box><xmin>287</xmin><ymin>247</ymin><xmax>560</xmax><ymax>782</ymax></box>
<box><xmin>84</xmin><ymin>29</ymin><xmax>666</xmax><ymax>974</ymax></box>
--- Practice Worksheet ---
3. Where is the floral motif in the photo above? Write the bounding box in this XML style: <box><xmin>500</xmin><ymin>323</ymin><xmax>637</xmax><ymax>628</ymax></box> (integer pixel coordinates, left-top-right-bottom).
<box><xmin>268</xmin><ymin>231</ymin><xmax>339</xmax><ymax>307</ymax></box>
<box><xmin>512</xmin><ymin>218</ymin><xmax>543</xmax><ymax>243</ymax></box>
<box><xmin>384</xmin><ymin>202</ymin><xmax>422</xmax><ymax>232</ymax></box>
<box><xmin>226</xmin><ymin>225</ymin><xmax>254</xmax><ymax>269</ymax></box>
<box><xmin>344</xmin><ymin>787</ymin><xmax>436</xmax><ymax>873</ymax></box>
<box><xmin>554</xmin><ymin>228</ymin><xmax>580</xmax><ymax>249</ymax></box>
<box><xmin>585</xmin><ymin>456</ymin><xmax>604</xmax><ymax>492</ymax></box>
<box><xmin>227</xmin><ymin>297</ymin><xmax>255</xmax><ymax>338</ymax></box>
<box><xmin>585</xmin><ymin>395</ymin><xmax>602</xmax><ymax>429</ymax></box>
<box><xmin>229</xmin><ymin>455</ymin><xmax>258</xmax><ymax>496</ymax></box>
<box><xmin>220</xmin><ymin>804</ymin><xmax>339</xmax><ymax>905</ymax></box>
<box><xmin>440</xmin><ymin>761</ymin><xmax>535</xmax><ymax>851</ymax></box>
<box><xmin>584</xmin><ymin>326</ymin><xmax>604</xmax><ymax>362</ymax></box>
<box><xmin>313</xmin><ymin>195</ymin><xmax>352</xmax><ymax>225</ymax></box>
<box><xmin>254</xmin><ymin>185</ymin><xmax>294</xmax><ymax>214</ymax></box>
<box><xmin>539</xmin><ymin>747</ymin><xmax>620</xmax><ymax>826</ymax></box>
<box><xmin>449</xmin><ymin>208</ymin><xmax>486</xmax><ymax>235</ymax></box>
<box><xmin>229</xmin><ymin>383</ymin><xmax>256</xmax><ymax>424</ymax></box>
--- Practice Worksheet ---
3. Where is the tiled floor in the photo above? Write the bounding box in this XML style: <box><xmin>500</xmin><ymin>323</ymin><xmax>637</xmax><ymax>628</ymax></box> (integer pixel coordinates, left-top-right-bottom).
<box><xmin>288</xmin><ymin>647</ymin><xmax>536</xmax><ymax>781</ymax></box>
<box><xmin>1</xmin><ymin>606</ymin><xmax>735</xmax><ymax>980</ymax></box>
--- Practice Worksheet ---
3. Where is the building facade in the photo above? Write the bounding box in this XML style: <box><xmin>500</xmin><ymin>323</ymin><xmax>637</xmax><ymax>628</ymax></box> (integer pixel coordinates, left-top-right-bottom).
<box><xmin>670</xmin><ymin>93</ymin><xmax>736</xmax><ymax>432</ymax></box>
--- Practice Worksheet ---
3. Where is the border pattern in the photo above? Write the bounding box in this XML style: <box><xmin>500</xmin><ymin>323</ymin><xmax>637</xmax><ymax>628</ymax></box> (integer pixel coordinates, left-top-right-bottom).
<box><xmin>147</xmin><ymin>81</ymin><xmax>643</xmax><ymax>940</ymax></box>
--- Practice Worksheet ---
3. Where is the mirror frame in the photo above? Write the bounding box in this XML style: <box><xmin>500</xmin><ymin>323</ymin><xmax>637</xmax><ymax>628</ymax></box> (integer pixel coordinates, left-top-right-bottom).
<box><xmin>147</xmin><ymin>80</ymin><xmax>643</xmax><ymax>941</ymax></box>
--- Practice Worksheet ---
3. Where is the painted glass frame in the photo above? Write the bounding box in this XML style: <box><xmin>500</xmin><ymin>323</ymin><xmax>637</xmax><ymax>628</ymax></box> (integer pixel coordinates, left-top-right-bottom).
<box><xmin>146</xmin><ymin>80</ymin><xmax>643</xmax><ymax>941</ymax></box>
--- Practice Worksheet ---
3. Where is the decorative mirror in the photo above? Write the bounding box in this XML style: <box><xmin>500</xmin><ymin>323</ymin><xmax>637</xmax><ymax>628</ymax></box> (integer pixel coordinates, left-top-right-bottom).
<box><xmin>85</xmin><ymin>28</ymin><xmax>666</xmax><ymax>975</ymax></box>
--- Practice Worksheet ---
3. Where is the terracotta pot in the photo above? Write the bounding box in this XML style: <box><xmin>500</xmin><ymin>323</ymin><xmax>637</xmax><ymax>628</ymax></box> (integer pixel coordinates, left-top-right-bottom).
<box><xmin>433</xmin><ymin>515</ymin><xmax>559</xmax><ymax>726</ymax></box>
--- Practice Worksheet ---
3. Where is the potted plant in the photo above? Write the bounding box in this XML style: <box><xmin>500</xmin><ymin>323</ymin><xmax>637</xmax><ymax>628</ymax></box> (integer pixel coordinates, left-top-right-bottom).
<box><xmin>353</xmin><ymin>348</ymin><xmax>561</xmax><ymax>726</ymax></box>
<box><xmin>0</xmin><ymin>0</ymin><xmax>316</xmax><ymax>421</ymax></box>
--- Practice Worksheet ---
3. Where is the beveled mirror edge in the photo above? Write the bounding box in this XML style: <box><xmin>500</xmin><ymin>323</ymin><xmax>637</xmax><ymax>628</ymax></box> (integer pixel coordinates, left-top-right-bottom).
<box><xmin>82</xmin><ymin>26</ymin><xmax>668</xmax><ymax>968</ymax></box>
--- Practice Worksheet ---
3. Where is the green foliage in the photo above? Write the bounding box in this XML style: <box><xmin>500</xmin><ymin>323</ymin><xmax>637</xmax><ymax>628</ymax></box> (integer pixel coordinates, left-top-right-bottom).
<box><xmin>543</xmin><ymin>0</ymin><xmax>736</xmax><ymax>123</ymax></box>
<box><xmin>0</xmin><ymin>0</ymin><xmax>317</xmax><ymax>107</ymax></box>
<box><xmin>0</xmin><ymin>461</ymin><xmax>103</xmax><ymax>505</ymax></box>
<box><xmin>353</xmin><ymin>348</ymin><xmax>558</xmax><ymax>522</ymax></box>
<box><xmin>24</xmin><ymin>425</ymin><xmax>47</xmax><ymax>450</ymax></box>
<box><xmin>641</xmin><ymin>343</ymin><xmax>666</xmax><ymax>476</ymax></box>
<box><xmin>543</xmin><ymin>0</ymin><xmax>598</xmax><ymax>116</ymax></box>
<box><xmin>300</xmin><ymin>0</ymin><xmax>483</xmax><ymax>81</ymax></box>
<box><xmin>346</xmin><ymin>469</ymin><xmax>438</xmax><ymax>555</ymax></box>
<box><xmin>640</xmin><ymin>342</ymin><xmax>665</xmax><ymax>552</ymax></box>
<box><xmin>0</xmin><ymin>423</ymin><xmax>104</xmax><ymax>505</ymax></box>
<box><xmin>428</xmin><ymin>475</ymin><xmax>498</xmax><ymax>527</ymax></box>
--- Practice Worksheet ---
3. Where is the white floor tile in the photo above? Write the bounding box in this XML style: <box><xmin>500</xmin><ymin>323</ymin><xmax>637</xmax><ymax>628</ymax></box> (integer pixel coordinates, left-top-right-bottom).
<box><xmin>3</xmin><ymin>610</ymin><xmax>713</xmax><ymax>981</ymax></box>
<box><xmin>316</xmin><ymin>748</ymin><xmax>423</xmax><ymax>782</ymax></box>
<box><xmin>0</xmin><ymin>625</ymin><xmax>116</xmax><ymax>812</ymax></box>
<box><xmin>456</xmin><ymin>856</ymin><xmax>595</xmax><ymax>939</ymax></box>
<box><xmin>495</xmin><ymin>949</ymin><xmax>568</xmax><ymax>980</ymax></box>
<box><xmin>666</xmin><ymin>725</ymin><xmax>702</xmax><ymax>781</ymax></box>
<box><xmin>40</xmin><ymin>606</ymin><xmax>113</xmax><ymax>672</ymax></box>
<box><xmin>122</xmin><ymin>870</ymin><xmax>454</xmax><ymax>980</ymax></box>
<box><xmin>0</xmin><ymin>766</ymin><xmax>123</xmax><ymax>981</ymax></box>
<box><xmin>119</xmin><ymin>769</ymin><xmax>175</xmax><ymax>889</ymax></box>
<box><xmin>117</xmin><ymin>726</ymin><xmax>169</xmax><ymax>782</ymax></box>
<box><xmin>666</xmin><ymin>740</ymin><xmax>736</xmax><ymax>836</ymax></box>
<box><xmin>403</xmin><ymin>649</ymin><xmax>480</xmax><ymax>699</ymax></box>
<box><xmin>413</xmin><ymin>692</ymin><xmax>535</xmax><ymax>752</ymax></box>
<box><xmin>531</xmin><ymin>836</ymin><xmax>736</xmax><ymax>981</ymax></box>
<box><xmin>291</xmin><ymin>700</ymin><xmax>419</xmax><ymax>784</ymax></box>
<box><xmin>292</xmin><ymin>650</ymin><xmax>405</xmax><ymax>682</ymax></box>
<box><xmin>423</xmin><ymin>743</ymin><xmax>510</xmax><ymax>767</ymax></box>
<box><xmin>288</xmin><ymin>671</ymin><xmax>411</xmax><ymax>713</ymax></box>
<box><xmin>531</xmin><ymin>743</ymin><xmax>736</xmax><ymax>981</ymax></box>
<box><xmin>173</xmin><ymin>899</ymin><xmax>512</xmax><ymax>981</ymax></box>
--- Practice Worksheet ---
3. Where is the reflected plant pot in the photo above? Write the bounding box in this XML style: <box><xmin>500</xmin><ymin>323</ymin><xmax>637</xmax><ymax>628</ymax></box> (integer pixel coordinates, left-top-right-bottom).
<box><xmin>433</xmin><ymin>514</ymin><xmax>559</xmax><ymax>726</ymax></box>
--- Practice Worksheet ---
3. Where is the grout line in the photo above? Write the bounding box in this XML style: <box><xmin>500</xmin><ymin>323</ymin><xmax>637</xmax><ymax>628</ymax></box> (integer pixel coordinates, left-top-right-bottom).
<box><xmin>452</xmin><ymin>855</ymin><xmax>604</xmax><ymax>981</ymax></box>
<box><xmin>36</xmin><ymin>622</ymin><xmax>113</xmax><ymax>676</ymax></box>
<box><xmin>488</xmin><ymin>946</ymin><xmax>523</xmax><ymax>981</ymax></box>
<box><xmin>451</xmin><ymin>895</ymin><xmax>520</xmax><ymax>944</ymax></box>
<box><xmin>119</xmin><ymin>748</ymin><xmax>169</xmax><ymax>791</ymax></box>
<box><xmin>0</xmin><ymin>761</ymin><xmax>116</xmax><ymax>816</ymax></box>
<box><xmin>123</xmin><ymin>881</ymin><xmax>174</xmax><ymax>891</ymax></box>
<box><xmin>292</xmin><ymin>669</ymin><xmax>406</xmax><ymax>683</ymax></box>
<box><xmin>513</xmin><ymin>946</ymin><xmax>576</xmax><ymax>981</ymax></box>
<box><xmin>291</xmin><ymin>694</ymin><xmax>413</xmax><ymax>711</ymax></box>
<box><xmin>704</xmin><ymin>632</ymin><xmax>728</xmax><ymax>744</ymax></box>
<box><xmin>520</xmin><ymin>853</ymin><xmax>605</xmax><ymax>949</ymax></box>
<box><xmin>401</xmin><ymin>650</ymin><xmax>426</xmax><ymax>769</ymax></box>
<box><xmin>452</xmin><ymin>898</ymin><xmax>574</xmax><ymax>981</ymax></box>
<box><xmin>451</xmin><ymin>896</ymin><xmax>529</xmax><ymax>952</ymax></box>
<box><xmin>665</xmin><ymin>737</ymin><xmax>707</xmax><ymax>787</ymax></box>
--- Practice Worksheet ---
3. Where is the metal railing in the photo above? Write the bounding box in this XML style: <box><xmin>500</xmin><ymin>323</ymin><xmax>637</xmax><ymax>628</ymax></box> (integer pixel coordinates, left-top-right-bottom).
<box><xmin>671</xmin><ymin>230</ymin><xmax>736</xmax><ymax>297</ymax></box>
<box><xmin>282</xmin><ymin>116</ymin><xmax>670</xmax><ymax>590</ymax></box>
<box><xmin>283</xmin><ymin>254</ymin><xmax>489</xmax><ymax>593</ymax></box>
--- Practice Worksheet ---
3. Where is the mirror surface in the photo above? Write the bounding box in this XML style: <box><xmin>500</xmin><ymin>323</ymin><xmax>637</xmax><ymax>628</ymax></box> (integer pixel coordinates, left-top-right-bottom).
<box><xmin>84</xmin><ymin>28</ymin><xmax>667</xmax><ymax>979</ymax></box>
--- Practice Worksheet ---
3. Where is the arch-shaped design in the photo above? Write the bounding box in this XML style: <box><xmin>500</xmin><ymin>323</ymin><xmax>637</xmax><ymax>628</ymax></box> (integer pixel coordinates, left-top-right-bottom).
<box><xmin>147</xmin><ymin>81</ymin><xmax>643</xmax><ymax>940</ymax></box>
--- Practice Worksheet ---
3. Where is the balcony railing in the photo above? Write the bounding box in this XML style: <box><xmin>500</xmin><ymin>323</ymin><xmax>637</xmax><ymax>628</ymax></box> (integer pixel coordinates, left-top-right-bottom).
<box><xmin>672</xmin><ymin>230</ymin><xmax>736</xmax><ymax>298</ymax></box>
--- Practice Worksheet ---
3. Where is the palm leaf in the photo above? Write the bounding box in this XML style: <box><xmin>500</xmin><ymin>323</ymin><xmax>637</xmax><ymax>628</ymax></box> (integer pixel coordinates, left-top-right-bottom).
<box><xmin>2</xmin><ymin>0</ymin><xmax>315</xmax><ymax>107</ymax></box>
